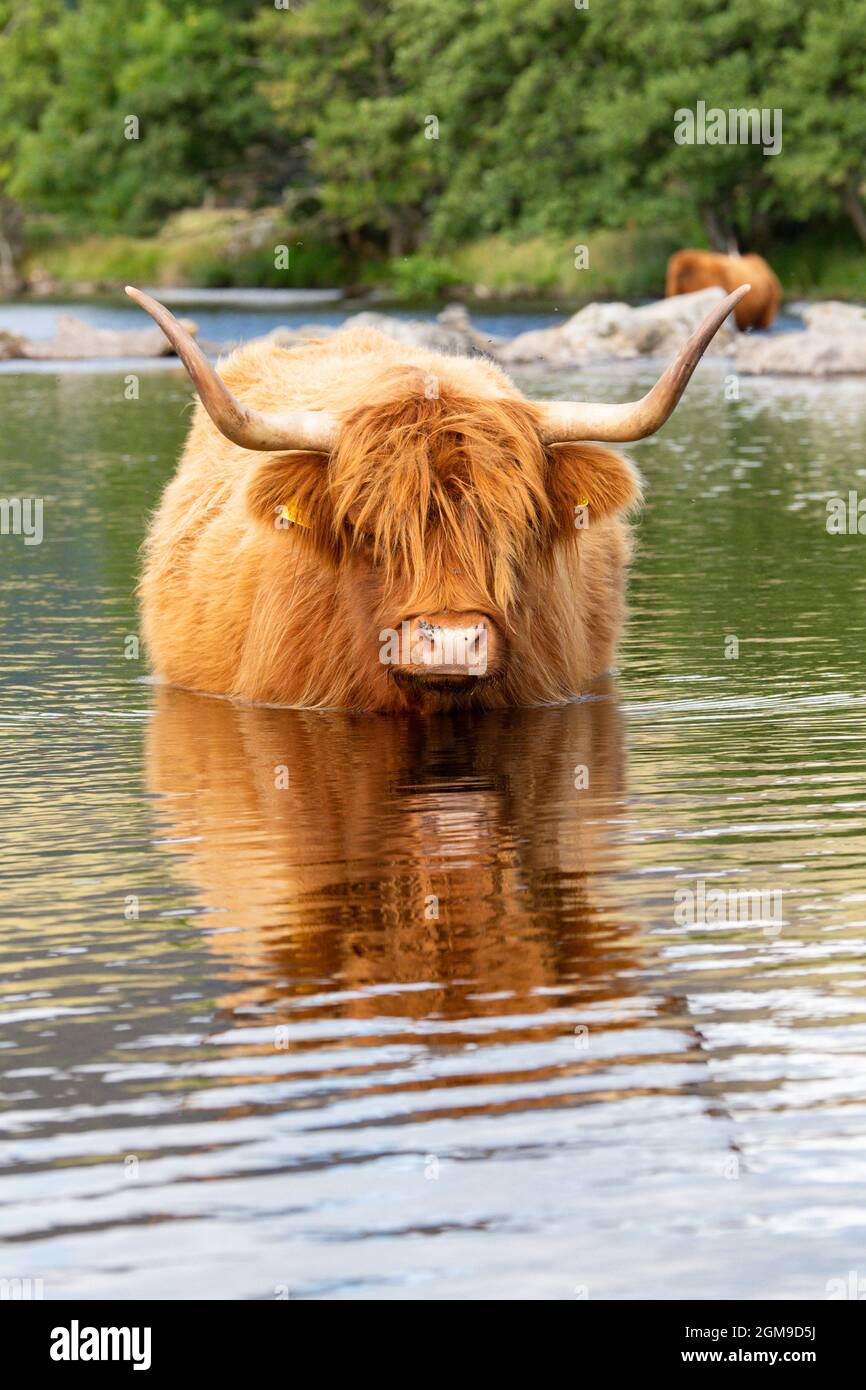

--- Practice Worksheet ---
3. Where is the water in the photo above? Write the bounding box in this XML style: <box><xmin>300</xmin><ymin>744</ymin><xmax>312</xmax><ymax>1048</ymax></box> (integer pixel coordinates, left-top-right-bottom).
<box><xmin>1</xmin><ymin>340</ymin><xmax>865</xmax><ymax>1300</ymax></box>
<box><xmin>0</xmin><ymin>296</ymin><xmax>563</xmax><ymax>357</ymax></box>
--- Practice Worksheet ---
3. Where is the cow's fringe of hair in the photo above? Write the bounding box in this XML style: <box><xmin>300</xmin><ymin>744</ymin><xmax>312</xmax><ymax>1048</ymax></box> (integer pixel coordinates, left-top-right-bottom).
<box><xmin>329</xmin><ymin>370</ymin><xmax>553</xmax><ymax>619</ymax></box>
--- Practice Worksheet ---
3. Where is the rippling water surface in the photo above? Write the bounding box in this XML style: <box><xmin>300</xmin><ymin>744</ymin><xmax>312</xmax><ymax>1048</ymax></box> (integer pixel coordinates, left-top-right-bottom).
<box><xmin>1</xmin><ymin>349</ymin><xmax>865</xmax><ymax>1300</ymax></box>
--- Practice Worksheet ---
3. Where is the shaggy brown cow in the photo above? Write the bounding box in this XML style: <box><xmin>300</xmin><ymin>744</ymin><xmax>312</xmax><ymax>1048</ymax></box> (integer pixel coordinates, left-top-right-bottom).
<box><xmin>129</xmin><ymin>284</ymin><xmax>746</xmax><ymax>713</ymax></box>
<box><xmin>665</xmin><ymin>250</ymin><xmax>781</xmax><ymax>330</ymax></box>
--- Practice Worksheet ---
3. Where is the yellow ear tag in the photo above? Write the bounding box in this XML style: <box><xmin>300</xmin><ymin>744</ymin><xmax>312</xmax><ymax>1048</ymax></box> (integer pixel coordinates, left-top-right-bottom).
<box><xmin>577</xmin><ymin>495</ymin><xmax>590</xmax><ymax>506</ymax></box>
<box><xmin>276</xmin><ymin>502</ymin><xmax>310</xmax><ymax>529</ymax></box>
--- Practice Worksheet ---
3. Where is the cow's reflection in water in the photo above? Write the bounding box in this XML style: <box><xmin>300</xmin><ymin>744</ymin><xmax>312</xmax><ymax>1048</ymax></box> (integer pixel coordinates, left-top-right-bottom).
<box><xmin>146</xmin><ymin>684</ymin><xmax>639</xmax><ymax>1028</ymax></box>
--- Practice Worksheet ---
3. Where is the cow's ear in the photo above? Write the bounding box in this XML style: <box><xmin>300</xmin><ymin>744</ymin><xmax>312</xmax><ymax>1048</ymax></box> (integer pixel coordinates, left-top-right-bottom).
<box><xmin>545</xmin><ymin>444</ymin><xmax>642</xmax><ymax>533</ymax></box>
<box><xmin>245</xmin><ymin>452</ymin><xmax>333</xmax><ymax>541</ymax></box>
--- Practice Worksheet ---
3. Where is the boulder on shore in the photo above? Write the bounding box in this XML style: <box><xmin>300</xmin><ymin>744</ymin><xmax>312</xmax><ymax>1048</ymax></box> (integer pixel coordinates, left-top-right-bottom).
<box><xmin>256</xmin><ymin>304</ymin><xmax>502</xmax><ymax>357</ymax></box>
<box><xmin>737</xmin><ymin>328</ymin><xmax>866</xmax><ymax>376</ymax></box>
<box><xmin>500</xmin><ymin>288</ymin><xmax>737</xmax><ymax>365</ymax></box>
<box><xmin>342</xmin><ymin>304</ymin><xmax>501</xmax><ymax>357</ymax></box>
<box><xmin>792</xmin><ymin>300</ymin><xmax>866</xmax><ymax>332</ymax></box>
<box><xmin>20</xmin><ymin>313</ymin><xmax>200</xmax><ymax>360</ymax></box>
<box><xmin>0</xmin><ymin>330</ymin><xmax>26</xmax><ymax>360</ymax></box>
<box><xmin>258</xmin><ymin>324</ymin><xmax>336</xmax><ymax>350</ymax></box>
<box><xmin>8</xmin><ymin>294</ymin><xmax>866</xmax><ymax>374</ymax></box>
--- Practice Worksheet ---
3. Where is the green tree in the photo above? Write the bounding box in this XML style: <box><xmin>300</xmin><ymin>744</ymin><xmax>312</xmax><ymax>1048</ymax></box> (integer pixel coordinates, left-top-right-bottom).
<box><xmin>257</xmin><ymin>0</ymin><xmax>435</xmax><ymax>256</ymax></box>
<box><xmin>12</xmin><ymin>0</ymin><xmax>276</xmax><ymax>233</ymax></box>
<box><xmin>1</xmin><ymin>0</ymin><xmax>861</xmax><ymax>283</ymax></box>
<box><xmin>391</xmin><ymin>0</ymin><xmax>596</xmax><ymax>246</ymax></box>
<box><xmin>574</xmin><ymin>0</ymin><xmax>810</xmax><ymax>250</ymax></box>
<box><xmin>770</xmin><ymin>3</ymin><xmax>866</xmax><ymax>246</ymax></box>
<box><xmin>0</xmin><ymin>0</ymin><xmax>63</xmax><ymax>288</ymax></box>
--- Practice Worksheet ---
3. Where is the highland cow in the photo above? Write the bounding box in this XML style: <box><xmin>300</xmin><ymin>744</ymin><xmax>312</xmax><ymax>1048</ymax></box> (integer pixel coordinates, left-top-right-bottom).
<box><xmin>665</xmin><ymin>250</ymin><xmax>781</xmax><ymax>329</ymax></box>
<box><xmin>129</xmin><ymin>284</ymin><xmax>746</xmax><ymax>713</ymax></box>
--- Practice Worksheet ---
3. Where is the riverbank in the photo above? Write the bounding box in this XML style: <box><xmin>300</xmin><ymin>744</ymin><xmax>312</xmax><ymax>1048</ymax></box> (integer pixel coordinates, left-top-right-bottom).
<box><xmin>5</xmin><ymin>289</ymin><xmax>866</xmax><ymax>378</ymax></box>
<box><xmin>15</xmin><ymin>208</ymin><xmax>866</xmax><ymax>305</ymax></box>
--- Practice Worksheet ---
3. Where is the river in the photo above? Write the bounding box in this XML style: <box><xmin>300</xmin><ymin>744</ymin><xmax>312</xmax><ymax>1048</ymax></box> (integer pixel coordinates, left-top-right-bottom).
<box><xmin>1</xmin><ymin>297</ymin><xmax>865</xmax><ymax>1299</ymax></box>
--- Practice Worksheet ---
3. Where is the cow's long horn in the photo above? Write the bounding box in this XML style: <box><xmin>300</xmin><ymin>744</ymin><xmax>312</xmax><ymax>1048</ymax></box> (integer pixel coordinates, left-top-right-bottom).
<box><xmin>537</xmin><ymin>285</ymin><xmax>750</xmax><ymax>443</ymax></box>
<box><xmin>125</xmin><ymin>287</ymin><xmax>338</xmax><ymax>453</ymax></box>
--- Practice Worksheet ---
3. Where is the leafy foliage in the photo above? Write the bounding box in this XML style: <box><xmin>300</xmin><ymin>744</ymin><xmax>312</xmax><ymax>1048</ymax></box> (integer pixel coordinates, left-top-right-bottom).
<box><xmin>0</xmin><ymin>0</ymin><xmax>864</xmax><ymax>268</ymax></box>
<box><xmin>8</xmin><ymin>1</ymin><xmax>275</xmax><ymax>233</ymax></box>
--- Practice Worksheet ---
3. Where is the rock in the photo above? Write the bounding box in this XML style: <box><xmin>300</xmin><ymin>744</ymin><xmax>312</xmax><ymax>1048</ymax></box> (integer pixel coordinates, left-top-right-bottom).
<box><xmin>0</xmin><ymin>330</ymin><xmax>26</xmax><ymax>359</ymax></box>
<box><xmin>258</xmin><ymin>324</ymin><xmax>336</xmax><ymax>350</ymax></box>
<box><xmin>341</xmin><ymin>307</ymin><xmax>500</xmax><ymax>357</ymax></box>
<box><xmin>501</xmin><ymin>288</ymin><xmax>737</xmax><ymax>365</ymax></box>
<box><xmin>436</xmin><ymin>302</ymin><xmax>503</xmax><ymax>353</ymax></box>
<box><xmin>796</xmin><ymin>300</ymin><xmax>866</xmax><ymax>332</ymax></box>
<box><xmin>737</xmin><ymin>329</ymin><xmax>866</xmax><ymax>376</ymax></box>
<box><xmin>20</xmin><ymin>313</ymin><xmax>200</xmax><ymax>359</ymax></box>
<box><xmin>195</xmin><ymin>338</ymin><xmax>231</xmax><ymax>357</ymax></box>
<box><xmin>255</xmin><ymin>306</ymin><xmax>502</xmax><ymax>357</ymax></box>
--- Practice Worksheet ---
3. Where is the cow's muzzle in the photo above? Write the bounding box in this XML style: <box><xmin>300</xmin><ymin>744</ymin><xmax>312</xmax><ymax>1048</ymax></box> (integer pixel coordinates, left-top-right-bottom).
<box><xmin>388</xmin><ymin>612</ymin><xmax>503</xmax><ymax>687</ymax></box>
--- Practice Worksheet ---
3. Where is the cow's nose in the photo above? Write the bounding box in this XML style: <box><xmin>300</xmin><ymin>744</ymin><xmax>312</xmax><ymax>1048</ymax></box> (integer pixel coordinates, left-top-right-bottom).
<box><xmin>400</xmin><ymin>612</ymin><xmax>500</xmax><ymax>677</ymax></box>
<box><xmin>414</xmin><ymin>620</ymin><xmax>487</xmax><ymax>670</ymax></box>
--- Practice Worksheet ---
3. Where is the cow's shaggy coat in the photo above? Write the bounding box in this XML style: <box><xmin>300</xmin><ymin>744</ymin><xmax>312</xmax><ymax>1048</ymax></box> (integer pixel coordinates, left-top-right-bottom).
<box><xmin>140</xmin><ymin>327</ymin><xmax>641</xmax><ymax>711</ymax></box>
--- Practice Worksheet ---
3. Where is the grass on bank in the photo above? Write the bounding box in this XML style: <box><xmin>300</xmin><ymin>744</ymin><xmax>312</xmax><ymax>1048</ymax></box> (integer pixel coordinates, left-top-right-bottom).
<box><xmin>26</xmin><ymin>207</ymin><xmax>350</xmax><ymax>291</ymax></box>
<box><xmin>20</xmin><ymin>207</ymin><xmax>866</xmax><ymax>304</ymax></box>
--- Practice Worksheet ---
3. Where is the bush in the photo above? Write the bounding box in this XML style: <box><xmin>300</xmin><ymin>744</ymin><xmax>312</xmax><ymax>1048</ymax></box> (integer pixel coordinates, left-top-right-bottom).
<box><xmin>447</xmin><ymin>229</ymin><xmax>690</xmax><ymax>301</ymax></box>
<box><xmin>29</xmin><ymin>234</ymin><xmax>164</xmax><ymax>286</ymax></box>
<box><xmin>383</xmin><ymin>254</ymin><xmax>463</xmax><ymax>302</ymax></box>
